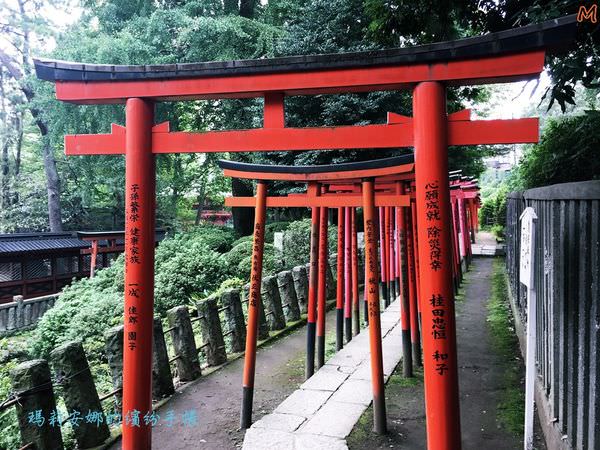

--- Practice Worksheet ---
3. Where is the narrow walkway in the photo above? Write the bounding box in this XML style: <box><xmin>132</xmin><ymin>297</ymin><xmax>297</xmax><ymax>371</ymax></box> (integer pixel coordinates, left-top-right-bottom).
<box><xmin>472</xmin><ymin>230</ymin><xmax>504</xmax><ymax>256</ymax></box>
<box><xmin>242</xmin><ymin>299</ymin><xmax>403</xmax><ymax>450</ymax></box>
<box><xmin>109</xmin><ymin>311</ymin><xmax>339</xmax><ymax>449</ymax></box>
<box><xmin>347</xmin><ymin>257</ymin><xmax>526</xmax><ymax>449</ymax></box>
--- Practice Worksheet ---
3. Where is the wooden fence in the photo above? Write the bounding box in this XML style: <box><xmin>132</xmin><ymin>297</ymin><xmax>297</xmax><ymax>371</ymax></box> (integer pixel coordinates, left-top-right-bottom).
<box><xmin>505</xmin><ymin>180</ymin><xmax>600</xmax><ymax>450</ymax></box>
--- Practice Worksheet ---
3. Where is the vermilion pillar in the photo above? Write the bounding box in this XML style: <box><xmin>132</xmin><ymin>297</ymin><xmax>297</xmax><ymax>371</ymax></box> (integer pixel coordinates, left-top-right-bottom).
<box><xmin>411</xmin><ymin>196</ymin><xmax>422</xmax><ymax>323</ymax></box>
<box><xmin>351</xmin><ymin>208</ymin><xmax>360</xmax><ymax>336</ymax></box>
<box><xmin>378</xmin><ymin>208</ymin><xmax>388</xmax><ymax>307</ymax></box>
<box><xmin>458</xmin><ymin>196</ymin><xmax>469</xmax><ymax>268</ymax></box>
<box><xmin>240</xmin><ymin>181</ymin><xmax>268</xmax><ymax>429</ymax></box>
<box><xmin>336</xmin><ymin>207</ymin><xmax>345</xmax><ymax>351</ymax></box>
<box><xmin>344</xmin><ymin>206</ymin><xmax>352</xmax><ymax>342</ymax></box>
<box><xmin>406</xmin><ymin>200</ymin><xmax>422</xmax><ymax>368</ymax></box>
<box><xmin>385</xmin><ymin>206</ymin><xmax>394</xmax><ymax>304</ymax></box>
<box><xmin>451</xmin><ymin>198</ymin><xmax>463</xmax><ymax>284</ymax></box>
<box><xmin>413</xmin><ymin>81</ymin><xmax>461</xmax><ymax>449</ymax></box>
<box><xmin>122</xmin><ymin>98</ymin><xmax>155</xmax><ymax>449</ymax></box>
<box><xmin>396</xmin><ymin>184</ymin><xmax>413</xmax><ymax>378</ymax></box>
<box><xmin>306</xmin><ymin>196</ymin><xmax>320</xmax><ymax>379</ymax></box>
<box><xmin>317</xmin><ymin>206</ymin><xmax>329</xmax><ymax>369</ymax></box>
<box><xmin>362</xmin><ymin>179</ymin><xmax>387</xmax><ymax>434</ymax></box>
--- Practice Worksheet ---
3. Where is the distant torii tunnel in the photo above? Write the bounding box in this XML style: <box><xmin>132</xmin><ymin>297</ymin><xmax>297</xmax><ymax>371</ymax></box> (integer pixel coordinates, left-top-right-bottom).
<box><xmin>34</xmin><ymin>14</ymin><xmax>575</xmax><ymax>450</ymax></box>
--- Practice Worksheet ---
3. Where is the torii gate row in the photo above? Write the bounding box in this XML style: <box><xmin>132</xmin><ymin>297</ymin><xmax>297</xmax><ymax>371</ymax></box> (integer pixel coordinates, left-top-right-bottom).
<box><xmin>222</xmin><ymin>157</ymin><xmax>478</xmax><ymax>320</ymax></box>
<box><xmin>220</xmin><ymin>156</ymin><xmax>421</xmax><ymax>430</ymax></box>
<box><xmin>219</xmin><ymin>156</ymin><xmax>482</xmax><ymax>431</ymax></box>
<box><xmin>34</xmin><ymin>14</ymin><xmax>576</xmax><ymax>450</ymax></box>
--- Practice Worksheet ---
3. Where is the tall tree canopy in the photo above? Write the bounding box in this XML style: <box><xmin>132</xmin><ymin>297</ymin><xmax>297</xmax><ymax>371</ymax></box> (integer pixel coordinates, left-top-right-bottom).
<box><xmin>0</xmin><ymin>0</ymin><xmax>596</xmax><ymax>233</ymax></box>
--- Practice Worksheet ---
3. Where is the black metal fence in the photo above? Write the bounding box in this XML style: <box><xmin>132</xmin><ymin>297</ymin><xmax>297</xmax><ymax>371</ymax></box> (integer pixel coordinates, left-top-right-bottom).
<box><xmin>505</xmin><ymin>180</ymin><xmax>600</xmax><ymax>450</ymax></box>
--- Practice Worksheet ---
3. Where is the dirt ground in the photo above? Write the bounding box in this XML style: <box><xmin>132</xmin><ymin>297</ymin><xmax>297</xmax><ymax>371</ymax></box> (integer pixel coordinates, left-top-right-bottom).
<box><xmin>346</xmin><ymin>257</ymin><xmax>546</xmax><ymax>450</ymax></box>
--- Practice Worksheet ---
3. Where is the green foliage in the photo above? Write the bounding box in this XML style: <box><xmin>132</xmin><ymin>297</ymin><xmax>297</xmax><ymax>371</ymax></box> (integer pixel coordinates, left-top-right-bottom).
<box><xmin>512</xmin><ymin>111</ymin><xmax>600</xmax><ymax>190</ymax></box>
<box><xmin>30</xmin><ymin>225</ymin><xmax>234</xmax><ymax>361</ymax></box>
<box><xmin>0</xmin><ymin>340</ymin><xmax>19</xmax><ymax>450</ymax></box>
<box><xmin>281</xmin><ymin>218</ymin><xmax>337</xmax><ymax>268</ymax></box>
<box><xmin>480</xmin><ymin>184</ymin><xmax>508</xmax><ymax>228</ymax></box>
<box><xmin>220</xmin><ymin>240</ymin><xmax>277</xmax><ymax>280</ymax></box>
<box><xmin>264</xmin><ymin>221</ymin><xmax>291</xmax><ymax>242</ymax></box>
<box><xmin>488</xmin><ymin>259</ymin><xmax>524</xmax><ymax>437</ymax></box>
<box><xmin>30</xmin><ymin>257</ymin><xmax>125</xmax><ymax>361</ymax></box>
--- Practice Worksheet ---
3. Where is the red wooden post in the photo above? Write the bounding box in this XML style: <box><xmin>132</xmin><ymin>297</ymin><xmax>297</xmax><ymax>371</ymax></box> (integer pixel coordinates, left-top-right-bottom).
<box><xmin>458</xmin><ymin>195</ymin><xmax>469</xmax><ymax>268</ymax></box>
<box><xmin>396</xmin><ymin>184</ymin><xmax>413</xmax><ymax>377</ymax></box>
<box><xmin>351</xmin><ymin>208</ymin><xmax>360</xmax><ymax>336</ymax></box>
<box><xmin>122</xmin><ymin>98</ymin><xmax>155</xmax><ymax>449</ymax></box>
<box><xmin>468</xmin><ymin>199</ymin><xmax>476</xmax><ymax>243</ymax></box>
<box><xmin>90</xmin><ymin>240</ymin><xmax>98</xmax><ymax>279</ymax></box>
<box><xmin>413</xmin><ymin>81</ymin><xmax>461</xmax><ymax>449</ymax></box>
<box><xmin>362</xmin><ymin>179</ymin><xmax>387</xmax><ymax>434</ymax></box>
<box><xmin>406</xmin><ymin>198</ymin><xmax>422</xmax><ymax>368</ymax></box>
<box><xmin>384</xmin><ymin>206</ymin><xmax>391</xmax><ymax>307</ymax></box>
<box><xmin>387</xmin><ymin>206</ymin><xmax>395</xmax><ymax>303</ymax></box>
<box><xmin>336</xmin><ymin>207</ymin><xmax>345</xmax><ymax>351</ymax></box>
<box><xmin>411</xmin><ymin>197</ymin><xmax>422</xmax><ymax>321</ymax></box>
<box><xmin>240</xmin><ymin>181</ymin><xmax>268</xmax><ymax>428</ymax></box>
<box><xmin>449</xmin><ymin>197</ymin><xmax>460</xmax><ymax>293</ymax></box>
<box><xmin>344</xmin><ymin>206</ymin><xmax>352</xmax><ymax>342</ymax></box>
<box><xmin>451</xmin><ymin>197</ymin><xmax>463</xmax><ymax>284</ymax></box>
<box><xmin>378</xmin><ymin>207</ymin><xmax>388</xmax><ymax>307</ymax></box>
<box><xmin>306</xmin><ymin>190</ymin><xmax>320</xmax><ymax>379</ymax></box>
<box><xmin>317</xmin><ymin>206</ymin><xmax>329</xmax><ymax>369</ymax></box>
<box><xmin>364</xmin><ymin>251</ymin><xmax>369</xmax><ymax>325</ymax></box>
<box><xmin>393</xmin><ymin>209</ymin><xmax>400</xmax><ymax>300</ymax></box>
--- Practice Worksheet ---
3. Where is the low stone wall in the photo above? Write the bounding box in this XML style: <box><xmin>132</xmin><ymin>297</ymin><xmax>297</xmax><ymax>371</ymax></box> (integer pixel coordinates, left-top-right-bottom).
<box><xmin>2</xmin><ymin>256</ymin><xmax>353</xmax><ymax>449</ymax></box>
<box><xmin>0</xmin><ymin>294</ymin><xmax>58</xmax><ymax>334</ymax></box>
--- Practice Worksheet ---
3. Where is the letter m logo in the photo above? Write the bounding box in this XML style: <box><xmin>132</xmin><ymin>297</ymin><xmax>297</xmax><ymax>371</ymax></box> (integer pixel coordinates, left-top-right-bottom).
<box><xmin>577</xmin><ymin>4</ymin><xmax>598</xmax><ymax>23</ymax></box>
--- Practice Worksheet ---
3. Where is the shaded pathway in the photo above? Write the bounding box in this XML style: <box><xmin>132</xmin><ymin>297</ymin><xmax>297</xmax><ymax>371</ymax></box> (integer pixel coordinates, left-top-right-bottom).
<box><xmin>348</xmin><ymin>257</ymin><xmax>529</xmax><ymax>449</ymax></box>
<box><xmin>109</xmin><ymin>310</ymin><xmax>338</xmax><ymax>449</ymax></box>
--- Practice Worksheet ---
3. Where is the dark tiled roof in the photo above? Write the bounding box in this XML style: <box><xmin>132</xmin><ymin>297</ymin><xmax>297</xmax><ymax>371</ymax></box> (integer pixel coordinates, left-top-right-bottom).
<box><xmin>0</xmin><ymin>231</ymin><xmax>165</xmax><ymax>256</ymax></box>
<box><xmin>0</xmin><ymin>238</ymin><xmax>88</xmax><ymax>255</ymax></box>
<box><xmin>0</xmin><ymin>233</ymin><xmax>89</xmax><ymax>255</ymax></box>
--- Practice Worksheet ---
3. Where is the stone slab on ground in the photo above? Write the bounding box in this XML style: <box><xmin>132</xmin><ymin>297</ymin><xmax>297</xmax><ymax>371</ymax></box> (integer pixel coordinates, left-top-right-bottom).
<box><xmin>243</xmin><ymin>299</ymin><xmax>403</xmax><ymax>450</ymax></box>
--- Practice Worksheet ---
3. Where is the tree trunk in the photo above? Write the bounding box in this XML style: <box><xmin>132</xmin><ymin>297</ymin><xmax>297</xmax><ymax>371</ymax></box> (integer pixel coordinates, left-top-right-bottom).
<box><xmin>239</xmin><ymin>0</ymin><xmax>256</xmax><ymax>18</ymax></box>
<box><xmin>224</xmin><ymin>0</ymin><xmax>238</xmax><ymax>15</ymax></box>
<box><xmin>41</xmin><ymin>137</ymin><xmax>63</xmax><ymax>232</ymax></box>
<box><xmin>14</xmin><ymin>113</ymin><xmax>22</xmax><ymax>176</ymax></box>
<box><xmin>194</xmin><ymin>184</ymin><xmax>206</xmax><ymax>226</ymax></box>
<box><xmin>231</xmin><ymin>177</ymin><xmax>254</xmax><ymax>236</ymax></box>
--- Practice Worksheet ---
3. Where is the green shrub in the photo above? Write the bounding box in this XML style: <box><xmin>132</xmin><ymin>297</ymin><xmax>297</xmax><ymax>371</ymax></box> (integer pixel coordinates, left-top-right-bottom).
<box><xmin>264</xmin><ymin>221</ymin><xmax>291</xmax><ymax>242</ymax></box>
<box><xmin>480</xmin><ymin>185</ymin><xmax>508</xmax><ymax>228</ymax></box>
<box><xmin>154</xmin><ymin>241</ymin><xmax>227</xmax><ymax>314</ymax></box>
<box><xmin>30</xmin><ymin>227</ymin><xmax>233</xmax><ymax>361</ymax></box>
<box><xmin>281</xmin><ymin>218</ymin><xmax>337</xmax><ymax>268</ymax></box>
<box><xmin>155</xmin><ymin>225</ymin><xmax>235</xmax><ymax>265</ymax></box>
<box><xmin>0</xmin><ymin>339</ymin><xmax>20</xmax><ymax>450</ymax></box>
<box><xmin>221</xmin><ymin>240</ymin><xmax>277</xmax><ymax>280</ymax></box>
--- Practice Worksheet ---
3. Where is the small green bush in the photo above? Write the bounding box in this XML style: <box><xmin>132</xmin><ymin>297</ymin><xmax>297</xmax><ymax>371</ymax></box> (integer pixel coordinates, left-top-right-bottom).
<box><xmin>221</xmin><ymin>240</ymin><xmax>277</xmax><ymax>280</ymax></box>
<box><xmin>282</xmin><ymin>218</ymin><xmax>337</xmax><ymax>268</ymax></box>
<box><xmin>264</xmin><ymin>221</ymin><xmax>291</xmax><ymax>242</ymax></box>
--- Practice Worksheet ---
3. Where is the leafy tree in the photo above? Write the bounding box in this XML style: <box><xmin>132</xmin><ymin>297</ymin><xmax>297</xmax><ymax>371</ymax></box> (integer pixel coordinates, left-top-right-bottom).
<box><xmin>512</xmin><ymin>110</ymin><xmax>600</xmax><ymax>189</ymax></box>
<box><xmin>0</xmin><ymin>0</ymin><xmax>69</xmax><ymax>231</ymax></box>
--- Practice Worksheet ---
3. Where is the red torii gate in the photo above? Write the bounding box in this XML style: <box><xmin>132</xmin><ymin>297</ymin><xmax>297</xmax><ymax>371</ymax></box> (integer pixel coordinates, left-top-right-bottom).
<box><xmin>220</xmin><ymin>155</ymin><xmax>416</xmax><ymax>431</ymax></box>
<box><xmin>34</xmin><ymin>15</ymin><xmax>575</xmax><ymax>450</ymax></box>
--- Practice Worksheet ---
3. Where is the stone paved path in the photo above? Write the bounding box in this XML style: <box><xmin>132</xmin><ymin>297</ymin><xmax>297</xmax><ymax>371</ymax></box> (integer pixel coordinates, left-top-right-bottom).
<box><xmin>242</xmin><ymin>299</ymin><xmax>403</xmax><ymax>450</ymax></box>
<box><xmin>109</xmin><ymin>310</ymin><xmax>339</xmax><ymax>449</ymax></box>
